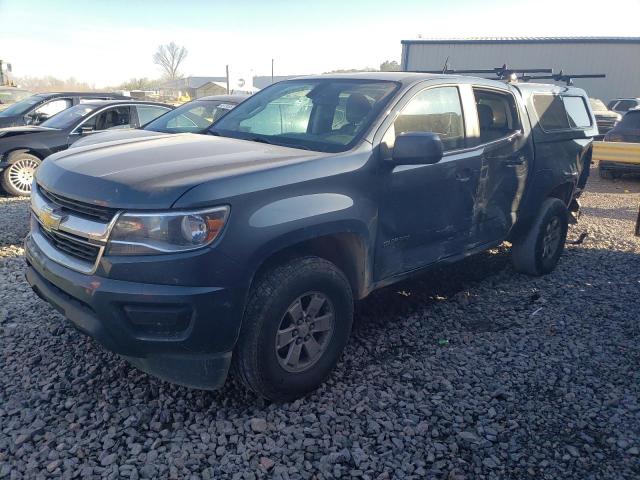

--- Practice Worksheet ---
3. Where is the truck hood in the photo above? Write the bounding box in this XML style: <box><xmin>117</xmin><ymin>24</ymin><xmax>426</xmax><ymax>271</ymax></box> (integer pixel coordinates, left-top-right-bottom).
<box><xmin>36</xmin><ymin>133</ymin><xmax>322</xmax><ymax>209</ymax></box>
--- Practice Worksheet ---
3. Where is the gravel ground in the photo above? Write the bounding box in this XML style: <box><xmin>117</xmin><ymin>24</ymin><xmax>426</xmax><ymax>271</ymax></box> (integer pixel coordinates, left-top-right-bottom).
<box><xmin>1</xmin><ymin>168</ymin><xmax>639</xmax><ymax>479</ymax></box>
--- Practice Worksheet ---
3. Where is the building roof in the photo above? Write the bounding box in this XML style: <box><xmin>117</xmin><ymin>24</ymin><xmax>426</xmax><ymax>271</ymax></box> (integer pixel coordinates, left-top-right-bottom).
<box><xmin>402</xmin><ymin>36</ymin><xmax>640</xmax><ymax>45</ymax></box>
<box><xmin>160</xmin><ymin>76</ymin><xmax>227</xmax><ymax>90</ymax></box>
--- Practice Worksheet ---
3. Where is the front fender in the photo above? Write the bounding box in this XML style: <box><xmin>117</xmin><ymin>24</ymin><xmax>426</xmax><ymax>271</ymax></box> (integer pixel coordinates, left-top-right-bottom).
<box><xmin>216</xmin><ymin>189</ymin><xmax>376</xmax><ymax>285</ymax></box>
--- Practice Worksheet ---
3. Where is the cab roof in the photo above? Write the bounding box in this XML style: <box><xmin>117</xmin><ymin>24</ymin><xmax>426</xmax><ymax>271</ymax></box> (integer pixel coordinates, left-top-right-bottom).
<box><xmin>288</xmin><ymin>71</ymin><xmax>510</xmax><ymax>89</ymax></box>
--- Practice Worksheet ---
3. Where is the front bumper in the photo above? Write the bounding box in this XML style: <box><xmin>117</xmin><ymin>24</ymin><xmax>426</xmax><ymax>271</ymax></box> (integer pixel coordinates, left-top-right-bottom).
<box><xmin>25</xmin><ymin>233</ymin><xmax>247</xmax><ymax>390</ymax></box>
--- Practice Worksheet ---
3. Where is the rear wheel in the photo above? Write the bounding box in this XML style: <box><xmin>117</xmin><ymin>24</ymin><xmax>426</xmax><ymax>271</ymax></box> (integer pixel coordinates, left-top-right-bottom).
<box><xmin>512</xmin><ymin>198</ymin><xmax>568</xmax><ymax>276</ymax></box>
<box><xmin>1</xmin><ymin>152</ymin><xmax>40</xmax><ymax>196</ymax></box>
<box><xmin>232</xmin><ymin>256</ymin><xmax>354</xmax><ymax>401</ymax></box>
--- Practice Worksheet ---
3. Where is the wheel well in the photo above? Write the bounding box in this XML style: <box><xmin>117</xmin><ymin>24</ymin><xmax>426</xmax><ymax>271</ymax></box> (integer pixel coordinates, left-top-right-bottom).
<box><xmin>4</xmin><ymin>149</ymin><xmax>42</xmax><ymax>162</ymax></box>
<box><xmin>547</xmin><ymin>182</ymin><xmax>574</xmax><ymax>206</ymax></box>
<box><xmin>252</xmin><ymin>233</ymin><xmax>368</xmax><ymax>299</ymax></box>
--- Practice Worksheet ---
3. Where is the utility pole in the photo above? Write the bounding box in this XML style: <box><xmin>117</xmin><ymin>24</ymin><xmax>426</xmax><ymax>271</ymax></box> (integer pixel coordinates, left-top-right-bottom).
<box><xmin>226</xmin><ymin>65</ymin><xmax>230</xmax><ymax>94</ymax></box>
<box><xmin>0</xmin><ymin>60</ymin><xmax>4</xmax><ymax>86</ymax></box>
<box><xmin>271</xmin><ymin>58</ymin><xmax>274</xmax><ymax>84</ymax></box>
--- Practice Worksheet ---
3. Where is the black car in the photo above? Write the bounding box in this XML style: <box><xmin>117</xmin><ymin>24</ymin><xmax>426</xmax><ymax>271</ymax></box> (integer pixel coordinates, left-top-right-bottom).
<box><xmin>0</xmin><ymin>92</ymin><xmax>130</xmax><ymax>128</ymax></box>
<box><xmin>27</xmin><ymin>73</ymin><xmax>595</xmax><ymax>400</ymax></box>
<box><xmin>604</xmin><ymin>108</ymin><xmax>640</xmax><ymax>143</ymax></box>
<box><xmin>589</xmin><ymin>98</ymin><xmax>621</xmax><ymax>137</ymax></box>
<box><xmin>0</xmin><ymin>100</ymin><xmax>172</xmax><ymax>195</ymax></box>
<box><xmin>69</xmin><ymin>94</ymin><xmax>248</xmax><ymax>149</ymax></box>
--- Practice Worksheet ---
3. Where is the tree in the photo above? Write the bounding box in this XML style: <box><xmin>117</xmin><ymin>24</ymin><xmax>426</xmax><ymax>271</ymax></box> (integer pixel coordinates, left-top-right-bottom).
<box><xmin>153</xmin><ymin>42</ymin><xmax>188</xmax><ymax>81</ymax></box>
<box><xmin>380</xmin><ymin>60</ymin><xmax>401</xmax><ymax>72</ymax></box>
<box><xmin>118</xmin><ymin>77</ymin><xmax>158</xmax><ymax>91</ymax></box>
<box><xmin>15</xmin><ymin>76</ymin><xmax>95</xmax><ymax>92</ymax></box>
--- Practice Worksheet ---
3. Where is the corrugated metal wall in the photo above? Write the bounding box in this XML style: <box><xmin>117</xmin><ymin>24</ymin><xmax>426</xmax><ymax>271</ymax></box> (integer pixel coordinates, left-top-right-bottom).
<box><xmin>402</xmin><ymin>41</ymin><xmax>640</xmax><ymax>102</ymax></box>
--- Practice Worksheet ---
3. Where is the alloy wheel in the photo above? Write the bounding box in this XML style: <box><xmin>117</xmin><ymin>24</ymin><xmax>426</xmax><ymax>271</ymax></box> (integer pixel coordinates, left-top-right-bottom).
<box><xmin>7</xmin><ymin>158</ymin><xmax>39</xmax><ymax>194</ymax></box>
<box><xmin>275</xmin><ymin>292</ymin><xmax>335</xmax><ymax>373</ymax></box>
<box><xmin>542</xmin><ymin>217</ymin><xmax>562</xmax><ymax>260</ymax></box>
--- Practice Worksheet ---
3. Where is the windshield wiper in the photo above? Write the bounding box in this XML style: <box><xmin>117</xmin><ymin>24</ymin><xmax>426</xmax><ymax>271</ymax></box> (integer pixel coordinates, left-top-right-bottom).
<box><xmin>248</xmin><ymin>136</ymin><xmax>313</xmax><ymax>151</ymax></box>
<box><xmin>248</xmin><ymin>136</ymin><xmax>274</xmax><ymax>145</ymax></box>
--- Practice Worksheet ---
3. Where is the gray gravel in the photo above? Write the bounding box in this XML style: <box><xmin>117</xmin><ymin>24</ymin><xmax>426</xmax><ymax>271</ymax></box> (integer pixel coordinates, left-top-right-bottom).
<box><xmin>1</xmin><ymin>168</ymin><xmax>639</xmax><ymax>479</ymax></box>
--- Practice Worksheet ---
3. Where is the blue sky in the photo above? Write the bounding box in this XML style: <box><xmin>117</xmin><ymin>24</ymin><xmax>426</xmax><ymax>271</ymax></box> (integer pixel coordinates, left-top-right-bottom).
<box><xmin>1</xmin><ymin>0</ymin><xmax>639</xmax><ymax>86</ymax></box>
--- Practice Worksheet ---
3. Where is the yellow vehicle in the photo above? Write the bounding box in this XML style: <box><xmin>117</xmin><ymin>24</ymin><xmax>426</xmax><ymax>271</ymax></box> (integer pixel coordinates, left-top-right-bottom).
<box><xmin>593</xmin><ymin>141</ymin><xmax>640</xmax><ymax>179</ymax></box>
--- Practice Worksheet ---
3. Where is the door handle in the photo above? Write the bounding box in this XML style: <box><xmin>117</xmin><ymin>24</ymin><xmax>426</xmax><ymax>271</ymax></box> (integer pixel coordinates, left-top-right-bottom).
<box><xmin>455</xmin><ymin>169</ymin><xmax>472</xmax><ymax>182</ymax></box>
<box><xmin>504</xmin><ymin>156</ymin><xmax>526</xmax><ymax>166</ymax></box>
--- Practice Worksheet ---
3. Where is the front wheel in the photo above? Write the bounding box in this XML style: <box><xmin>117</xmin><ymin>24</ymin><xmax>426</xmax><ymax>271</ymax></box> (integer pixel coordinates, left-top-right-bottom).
<box><xmin>232</xmin><ymin>256</ymin><xmax>354</xmax><ymax>401</ymax></box>
<box><xmin>1</xmin><ymin>152</ymin><xmax>40</xmax><ymax>196</ymax></box>
<box><xmin>512</xmin><ymin>198</ymin><xmax>568</xmax><ymax>276</ymax></box>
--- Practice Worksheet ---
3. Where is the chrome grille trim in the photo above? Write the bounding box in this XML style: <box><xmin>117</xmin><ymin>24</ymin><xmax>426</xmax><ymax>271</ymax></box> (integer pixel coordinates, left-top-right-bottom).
<box><xmin>30</xmin><ymin>228</ymin><xmax>99</xmax><ymax>275</ymax></box>
<box><xmin>37</xmin><ymin>184</ymin><xmax>117</xmax><ymax>222</ymax></box>
<box><xmin>30</xmin><ymin>186</ymin><xmax>121</xmax><ymax>274</ymax></box>
<box><xmin>31</xmin><ymin>188</ymin><xmax>115</xmax><ymax>242</ymax></box>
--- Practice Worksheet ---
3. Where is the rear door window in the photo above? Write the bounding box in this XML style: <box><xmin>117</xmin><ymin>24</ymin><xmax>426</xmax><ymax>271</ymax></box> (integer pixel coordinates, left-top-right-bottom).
<box><xmin>473</xmin><ymin>88</ymin><xmax>520</xmax><ymax>143</ymax></box>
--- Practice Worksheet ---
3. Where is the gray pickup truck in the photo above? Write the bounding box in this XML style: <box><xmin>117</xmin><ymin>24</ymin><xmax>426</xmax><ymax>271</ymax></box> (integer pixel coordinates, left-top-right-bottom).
<box><xmin>25</xmin><ymin>73</ymin><xmax>595</xmax><ymax>401</ymax></box>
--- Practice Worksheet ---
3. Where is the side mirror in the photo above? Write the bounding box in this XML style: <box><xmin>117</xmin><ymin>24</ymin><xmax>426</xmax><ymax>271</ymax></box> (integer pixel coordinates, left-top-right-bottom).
<box><xmin>391</xmin><ymin>132</ymin><xmax>444</xmax><ymax>165</ymax></box>
<box><xmin>80</xmin><ymin>126</ymin><xmax>94</xmax><ymax>135</ymax></box>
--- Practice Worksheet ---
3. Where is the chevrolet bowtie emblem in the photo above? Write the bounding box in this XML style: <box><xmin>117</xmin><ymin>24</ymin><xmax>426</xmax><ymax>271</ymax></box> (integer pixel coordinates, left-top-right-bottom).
<box><xmin>40</xmin><ymin>206</ymin><xmax>64</xmax><ymax>231</ymax></box>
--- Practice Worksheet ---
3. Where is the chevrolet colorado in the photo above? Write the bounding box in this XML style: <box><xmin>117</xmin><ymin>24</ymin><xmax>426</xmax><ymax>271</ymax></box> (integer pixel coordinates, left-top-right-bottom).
<box><xmin>25</xmin><ymin>73</ymin><xmax>595</xmax><ymax>401</ymax></box>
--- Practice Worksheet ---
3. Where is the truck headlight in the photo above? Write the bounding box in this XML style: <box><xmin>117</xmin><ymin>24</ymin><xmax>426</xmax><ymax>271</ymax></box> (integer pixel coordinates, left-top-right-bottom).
<box><xmin>106</xmin><ymin>206</ymin><xmax>229</xmax><ymax>255</ymax></box>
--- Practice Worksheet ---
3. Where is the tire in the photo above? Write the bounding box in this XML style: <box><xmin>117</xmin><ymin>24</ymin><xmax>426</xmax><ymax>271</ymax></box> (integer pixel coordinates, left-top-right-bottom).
<box><xmin>512</xmin><ymin>198</ymin><xmax>568</xmax><ymax>276</ymax></box>
<box><xmin>1</xmin><ymin>152</ymin><xmax>40</xmax><ymax>196</ymax></box>
<box><xmin>232</xmin><ymin>256</ymin><xmax>354</xmax><ymax>401</ymax></box>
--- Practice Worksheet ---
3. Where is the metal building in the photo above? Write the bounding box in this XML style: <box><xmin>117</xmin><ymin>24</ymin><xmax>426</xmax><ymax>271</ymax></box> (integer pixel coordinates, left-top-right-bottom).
<box><xmin>401</xmin><ymin>37</ymin><xmax>640</xmax><ymax>102</ymax></box>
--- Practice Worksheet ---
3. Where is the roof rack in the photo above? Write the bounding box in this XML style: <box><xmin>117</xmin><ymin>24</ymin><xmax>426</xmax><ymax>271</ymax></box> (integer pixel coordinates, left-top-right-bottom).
<box><xmin>406</xmin><ymin>63</ymin><xmax>606</xmax><ymax>85</ymax></box>
<box><xmin>520</xmin><ymin>71</ymin><xmax>607</xmax><ymax>85</ymax></box>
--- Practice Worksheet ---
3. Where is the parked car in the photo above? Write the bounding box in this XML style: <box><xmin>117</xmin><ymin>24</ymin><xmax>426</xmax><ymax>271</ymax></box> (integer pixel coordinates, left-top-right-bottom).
<box><xmin>26</xmin><ymin>73</ymin><xmax>596</xmax><ymax>401</ymax></box>
<box><xmin>589</xmin><ymin>98</ymin><xmax>621</xmax><ymax>136</ymax></box>
<box><xmin>0</xmin><ymin>100</ymin><xmax>172</xmax><ymax>195</ymax></box>
<box><xmin>598</xmin><ymin>108</ymin><xmax>640</xmax><ymax>178</ymax></box>
<box><xmin>0</xmin><ymin>87</ymin><xmax>33</xmax><ymax>112</ymax></box>
<box><xmin>0</xmin><ymin>92</ymin><xmax>130</xmax><ymax>128</ymax></box>
<box><xmin>70</xmin><ymin>94</ymin><xmax>248</xmax><ymax>149</ymax></box>
<box><xmin>607</xmin><ymin>98</ymin><xmax>640</xmax><ymax>115</ymax></box>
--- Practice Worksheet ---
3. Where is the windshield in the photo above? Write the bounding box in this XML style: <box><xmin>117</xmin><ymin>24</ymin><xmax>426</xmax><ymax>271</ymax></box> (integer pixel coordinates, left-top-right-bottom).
<box><xmin>0</xmin><ymin>89</ymin><xmax>33</xmax><ymax>105</ymax></box>
<box><xmin>210</xmin><ymin>79</ymin><xmax>399</xmax><ymax>152</ymax></box>
<box><xmin>0</xmin><ymin>95</ymin><xmax>43</xmax><ymax>117</ymax></box>
<box><xmin>144</xmin><ymin>99</ymin><xmax>238</xmax><ymax>133</ymax></box>
<box><xmin>589</xmin><ymin>98</ymin><xmax>608</xmax><ymax>112</ymax></box>
<box><xmin>40</xmin><ymin>104</ymin><xmax>96</xmax><ymax>129</ymax></box>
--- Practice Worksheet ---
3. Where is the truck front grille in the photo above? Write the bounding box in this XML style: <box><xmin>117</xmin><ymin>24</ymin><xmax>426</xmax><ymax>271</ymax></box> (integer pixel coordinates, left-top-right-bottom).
<box><xmin>38</xmin><ymin>225</ymin><xmax>101</xmax><ymax>264</ymax></box>
<box><xmin>596</xmin><ymin>118</ymin><xmax>617</xmax><ymax>134</ymax></box>
<box><xmin>38</xmin><ymin>184</ymin><xmax>117</xmax><ymax>223</ymax></box>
